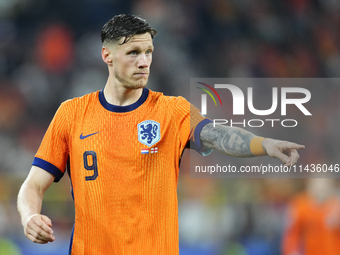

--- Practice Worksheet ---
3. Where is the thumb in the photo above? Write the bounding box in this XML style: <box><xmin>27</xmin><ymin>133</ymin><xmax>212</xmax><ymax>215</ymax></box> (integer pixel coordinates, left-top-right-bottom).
<box><xmin>41</xmin><ymin>215</ymin><xmax>52</xmax><ymax>227</ymax></box>
<box><xmin>272</xmin><ymin>148</ymin><xmax>291</xmax><ymax>164</ymax></box>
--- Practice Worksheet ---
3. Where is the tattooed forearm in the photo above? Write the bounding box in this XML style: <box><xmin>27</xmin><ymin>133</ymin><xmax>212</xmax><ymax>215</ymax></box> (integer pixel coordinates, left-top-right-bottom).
<box><xmin>200</xmin><ymin>123</ymin><xmax>256</xmax><ymax>157</ymax></box>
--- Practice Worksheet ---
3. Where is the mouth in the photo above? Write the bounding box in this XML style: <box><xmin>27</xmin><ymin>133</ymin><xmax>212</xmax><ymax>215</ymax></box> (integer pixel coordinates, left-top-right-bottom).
<box><xmin>134</xmin><ymin>73</ymin><xmax>148</xmax><ymax>75</ymax></box>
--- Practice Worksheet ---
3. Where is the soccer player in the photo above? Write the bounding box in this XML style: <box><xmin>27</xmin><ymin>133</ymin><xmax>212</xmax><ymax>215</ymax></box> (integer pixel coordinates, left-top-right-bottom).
<box><xmin>282</xmin><ymin>178</ymin><xmax>340</xmax><ymax>255</ymax></box>
<box><xmin>17</xmin><ymin>14</ymin><xmax>304</xmax><ymax>254</ymax></box>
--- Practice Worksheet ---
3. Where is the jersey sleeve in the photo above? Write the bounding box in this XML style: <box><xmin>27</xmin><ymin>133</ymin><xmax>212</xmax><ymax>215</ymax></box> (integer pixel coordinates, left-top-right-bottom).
<box><xmin>174</xmin><ymin>96</ymin><xmax>212</xmax><ymax>156</ymax></box>
<box><xmin>32</xmin><ymin>101</ymin><xmax>71</xmax><ymax>182</ymax></box>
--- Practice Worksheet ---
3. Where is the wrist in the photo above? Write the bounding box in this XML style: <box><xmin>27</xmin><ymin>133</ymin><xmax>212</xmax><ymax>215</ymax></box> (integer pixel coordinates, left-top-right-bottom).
<box><xmin>250</xmin><ymin>136</ymin><xmax>267</xmax><ymax>156</ymax></box>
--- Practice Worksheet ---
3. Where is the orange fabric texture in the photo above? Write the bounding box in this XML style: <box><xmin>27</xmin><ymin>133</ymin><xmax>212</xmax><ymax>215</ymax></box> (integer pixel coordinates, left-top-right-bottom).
<box><xmin>34</xmin><ymin>89</ymin><xmax>208</xmax><ymax>254</ymax></box>
<box><xmin>282</xmin><ymin>192</ymin><xmax>340</xmax><ymax>255</ymax></box>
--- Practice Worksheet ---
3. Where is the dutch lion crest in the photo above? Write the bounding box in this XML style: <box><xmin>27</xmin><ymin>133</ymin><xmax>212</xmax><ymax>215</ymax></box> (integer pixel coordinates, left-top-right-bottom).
<box><xmin>138</xmin><ymin>120</ymin><xmax>161</xmax><ymax>147</ymax></box>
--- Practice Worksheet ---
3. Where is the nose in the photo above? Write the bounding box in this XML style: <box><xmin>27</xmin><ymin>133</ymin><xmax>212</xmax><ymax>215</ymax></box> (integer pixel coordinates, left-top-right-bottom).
<box><xmin>138</xmin><ymin>54</ymin><xmax>149</xmax><ymax>69</ymax></box>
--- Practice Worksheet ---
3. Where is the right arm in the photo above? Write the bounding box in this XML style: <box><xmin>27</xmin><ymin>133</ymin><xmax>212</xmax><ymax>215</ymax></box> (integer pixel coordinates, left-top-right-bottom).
<box><xmin>199</xmin><ymin>123</ymin><xmax>304</xmax><ymax>165</ymax></box>
<box><xmin>17</xmin><ymin>166</ymin><xmax>56</xmax><ymax>244</ymax></box>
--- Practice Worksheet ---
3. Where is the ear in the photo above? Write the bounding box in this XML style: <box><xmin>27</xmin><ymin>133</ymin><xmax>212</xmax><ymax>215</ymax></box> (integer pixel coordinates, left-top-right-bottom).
<box><xmin>101</xmin><ymin>47</ymin><xmax>113</xmax><ymax>65</ymax></box>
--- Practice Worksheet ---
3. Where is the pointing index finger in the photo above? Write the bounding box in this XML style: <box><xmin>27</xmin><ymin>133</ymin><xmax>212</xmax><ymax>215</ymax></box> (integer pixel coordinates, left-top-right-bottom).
<box><xmin>282</xmin><ymin>142</ymin><xmax>305</xmax><ymax>150</ymax></box>
<box><xmin>292</xmin><ymin>143</ymin><xmax>305</xmax><ymax>150</ymax></box>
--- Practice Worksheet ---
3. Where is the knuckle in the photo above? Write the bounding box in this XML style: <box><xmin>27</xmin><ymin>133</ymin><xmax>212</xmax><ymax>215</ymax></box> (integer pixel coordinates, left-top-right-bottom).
<box><xmin>36</xmin><ymin>221</ymin><xmax>43</xmax><ymax>228</ymax></box>
<box><xmin>34</xmin><ymin>239</ymin><xmax>44</xmax><ymax>244</ymax></box>
<box><xmin>26</xmin><ymin>234</ymin><xmax>37</xmax><ymax>243</ymax></box>
<box><xmin>26</xmin><ymin>219</ymin><xmax>34</xmax><ymax>228</ymax></box>
<box><xmin>30</xmin><ymin>215</ymin><xmax>39</xmax><ymax>223</ymax></box>
<box><xmin>25</xmin><ymin>229</ymin><xmax>34</xmax><ymax>237</ymax></box>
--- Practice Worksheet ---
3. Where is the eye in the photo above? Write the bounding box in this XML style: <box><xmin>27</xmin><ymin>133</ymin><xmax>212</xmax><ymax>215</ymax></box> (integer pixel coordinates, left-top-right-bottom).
<box><xmin>128</xmin><ymin>50</ymin><xmax>138</xmax><ymax>55</ymax></box>
<box><xmin>146</xmin><ymin>49</ymin><xmax>153</xmax><ymax>55</ymax></box>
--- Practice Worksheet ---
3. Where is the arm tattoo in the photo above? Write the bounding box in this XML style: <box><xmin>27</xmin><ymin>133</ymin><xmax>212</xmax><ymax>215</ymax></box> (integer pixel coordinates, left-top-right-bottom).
<box><xmin>200</xmin><ymin>123</ymin><xmax>256</xmax><ymax>157</ymax></box>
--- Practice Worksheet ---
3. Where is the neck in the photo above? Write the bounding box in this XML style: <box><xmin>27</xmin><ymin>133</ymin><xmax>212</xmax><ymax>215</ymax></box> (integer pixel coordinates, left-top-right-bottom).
<box><xmin>103</xmin><ymin>78</ymin><xmax>144</xmax><ymax>106</ymax></box>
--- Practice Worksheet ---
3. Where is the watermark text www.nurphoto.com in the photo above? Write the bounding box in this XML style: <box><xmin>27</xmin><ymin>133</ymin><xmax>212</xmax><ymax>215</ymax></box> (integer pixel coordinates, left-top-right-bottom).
<box><xmin>195</xmin><ymin>164</ymin><xmax>340</xmax><ymax>175</ymax></box>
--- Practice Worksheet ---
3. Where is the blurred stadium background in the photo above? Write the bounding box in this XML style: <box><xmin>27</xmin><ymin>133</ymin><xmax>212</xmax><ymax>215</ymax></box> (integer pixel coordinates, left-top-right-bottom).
<box><xmin>1</xmin><ymin>0</ymin><xmax>340</xmax><ymax>254</ymax></box>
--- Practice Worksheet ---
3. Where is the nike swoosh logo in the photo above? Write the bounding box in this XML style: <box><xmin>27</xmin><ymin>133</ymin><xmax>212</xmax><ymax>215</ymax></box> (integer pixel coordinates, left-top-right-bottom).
<box><xmin>80</xmin><ymin>132</ymin><xmax>100</xmax><ymax>139</ymax></box>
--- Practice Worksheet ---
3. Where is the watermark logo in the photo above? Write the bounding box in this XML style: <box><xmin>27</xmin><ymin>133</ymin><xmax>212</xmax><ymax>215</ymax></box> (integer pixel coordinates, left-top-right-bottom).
<box><xmin>196</xmin><ymin>82</ymin><xmax>222</xmax><ymax>116</ymax></box>
<box><xmin>199</xmin><ymin>83</ymin><xmax>311</xmax><ymax>116</ymax></box>
<box><xmin>195</xmin><ymin>81</ymin><xmax>312</xmax><ymax>128</ymax></box>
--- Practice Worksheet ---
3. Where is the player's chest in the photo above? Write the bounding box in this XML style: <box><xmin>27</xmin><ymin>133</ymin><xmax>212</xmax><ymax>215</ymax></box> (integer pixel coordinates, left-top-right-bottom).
<box><xmin>70</xmin><ymin>114</ymin><xmax>173</xmax><ymax>155</ymax></box>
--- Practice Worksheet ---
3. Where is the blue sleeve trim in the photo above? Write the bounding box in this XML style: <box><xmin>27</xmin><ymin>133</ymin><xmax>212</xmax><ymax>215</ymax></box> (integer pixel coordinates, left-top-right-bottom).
<box><xmin>68</xmin><ymin>223</ymin><xmax>75</xmax><ymax>255</ymax></box>
<box><xmin>191</xmin><ymin>118</ymin><xmax>213</xmax><ymax>156</ymax></box>
<box><xmin>32</xmin><ymin>157</ymin><xmax>64</xmax><ymax>182</ymax></box>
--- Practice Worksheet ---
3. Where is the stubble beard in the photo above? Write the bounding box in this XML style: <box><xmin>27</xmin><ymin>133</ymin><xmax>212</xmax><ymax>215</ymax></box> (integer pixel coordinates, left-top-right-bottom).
<box><xmin>115</xmin><ymin>69</ymin><xmax>148</xmax><ymax>90</ymax></box>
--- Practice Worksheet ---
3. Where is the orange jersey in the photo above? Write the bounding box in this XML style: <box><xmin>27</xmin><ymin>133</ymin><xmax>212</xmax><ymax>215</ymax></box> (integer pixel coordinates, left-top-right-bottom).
<box><xmin>282</xmin><ymin>192</ymin><xmax>340</xmax><ymax>255</ymax></box>
<box><xmin>33</xmin><ymin>88</ymin><xmax>211</xmax><ymax>255</ymax></box>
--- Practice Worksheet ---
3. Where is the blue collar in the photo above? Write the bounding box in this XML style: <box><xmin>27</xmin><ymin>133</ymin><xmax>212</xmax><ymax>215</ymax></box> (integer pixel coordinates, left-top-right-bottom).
<box><xmin>99</xmin><ymin>88</ymin><xmax>149</xmax><ymax>113</ymax></box>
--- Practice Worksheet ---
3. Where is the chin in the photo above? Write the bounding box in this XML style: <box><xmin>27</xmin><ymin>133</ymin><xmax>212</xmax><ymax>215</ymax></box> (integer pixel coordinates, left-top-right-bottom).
<box><xmin>123</xmin><ymin>81</ymin><xmax>148</xmax><ymax>90</ymax></box>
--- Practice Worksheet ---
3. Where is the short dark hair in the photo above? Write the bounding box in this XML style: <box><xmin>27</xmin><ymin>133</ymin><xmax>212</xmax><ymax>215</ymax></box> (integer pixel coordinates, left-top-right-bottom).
<box><xmin>101</xmin><ymin>14</ymin><xmax>157</xmax><ymax>45</ymax></box>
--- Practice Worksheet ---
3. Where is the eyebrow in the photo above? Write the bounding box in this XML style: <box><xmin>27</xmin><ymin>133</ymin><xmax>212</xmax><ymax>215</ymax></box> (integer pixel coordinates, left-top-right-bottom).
<box><xmin>125</xmin><ymin>44</ymin><xmax>154</xmax><ymax>52</ymax></box>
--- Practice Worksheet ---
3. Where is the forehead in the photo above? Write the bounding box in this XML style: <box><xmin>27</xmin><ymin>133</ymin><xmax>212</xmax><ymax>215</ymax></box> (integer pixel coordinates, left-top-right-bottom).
<box><xmin>119</xmin><ymin>33</ymin><xmax>153</xmax><ymax>49</ymax></box>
